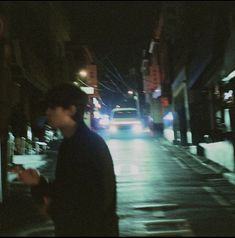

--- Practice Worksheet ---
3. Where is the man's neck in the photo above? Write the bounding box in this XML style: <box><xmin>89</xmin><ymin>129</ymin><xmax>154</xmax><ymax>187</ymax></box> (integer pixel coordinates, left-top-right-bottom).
<box><xmin>61</xmin><ymin>122</ymin><xmax>77</xmax><ymax>138</ymax></box>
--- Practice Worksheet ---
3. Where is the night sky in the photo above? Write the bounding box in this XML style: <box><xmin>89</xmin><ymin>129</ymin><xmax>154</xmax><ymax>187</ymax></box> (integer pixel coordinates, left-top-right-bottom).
<box><xmin>62</xmin><ymin>1</ymin><xmax>161</xmax><ymax>70</ymax></box>
<box><xmin>61</xmin><ymin>1</ymin><xmax>162</xmax><ymax>108</ymax></box>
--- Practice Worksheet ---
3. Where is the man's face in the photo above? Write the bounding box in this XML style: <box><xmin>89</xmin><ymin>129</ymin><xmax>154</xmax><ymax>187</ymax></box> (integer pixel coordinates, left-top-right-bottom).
<box><xmin>45</xmin><ymin>106</ymin><xmax>75</xmax><ymax>129</ymax></box>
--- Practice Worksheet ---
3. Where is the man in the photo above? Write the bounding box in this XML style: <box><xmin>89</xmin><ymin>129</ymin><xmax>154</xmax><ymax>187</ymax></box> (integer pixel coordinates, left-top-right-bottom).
<box><xmin>17</xmin><ymin>83</ymin><xmax>119</xmax><ymax>236</ymax></box>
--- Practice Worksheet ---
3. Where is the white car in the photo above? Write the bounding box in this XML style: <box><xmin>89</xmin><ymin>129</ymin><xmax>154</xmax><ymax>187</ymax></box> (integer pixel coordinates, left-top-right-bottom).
<box><xmin>108</xmin><ymin>107</ymin><xmax>143</xmax><ymax>137</ymax></box>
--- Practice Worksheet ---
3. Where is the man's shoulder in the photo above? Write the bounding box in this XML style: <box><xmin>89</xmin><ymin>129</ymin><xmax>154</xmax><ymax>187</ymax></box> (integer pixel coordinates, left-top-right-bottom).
<box><xmin>89</xmin><ymin>129</ymin><xmax>107</xmax><ymax>146</ymax></box>
<box><xmin>75</xmin><ymin>126</ymin><xmax>106</xmax><ymax>147</ymax></box>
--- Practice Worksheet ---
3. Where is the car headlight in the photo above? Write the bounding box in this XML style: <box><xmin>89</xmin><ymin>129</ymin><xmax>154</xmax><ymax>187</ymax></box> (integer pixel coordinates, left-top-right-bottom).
<box><xmin>132</xmin><ymin>124</ymin><xmax>142</xmax><ymax>133</ymax></box>
<box><xmin>109</xmin><ymin>125</ymin><xmax>118</xmax><ymax>133</ymax></box>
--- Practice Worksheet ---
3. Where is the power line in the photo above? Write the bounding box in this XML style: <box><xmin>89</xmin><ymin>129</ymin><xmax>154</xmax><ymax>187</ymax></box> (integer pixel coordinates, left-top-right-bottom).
<box><xmin>93</xmin><ymin>53</ymin><xmax>128</xmax><ymax>96</ymax></box>
<box><xmin>98</xmin><ymin>81</ymin><xmax>117</xmax><ymax>93</ymax></box>
<box><xmin>77</xmin><ymin>78</ymin><xmax>90</xmax><ymax>87</ymax></box>
<box><xmin>105</xmin><ymin>57</ymin><xmax>131</xmax><ymax>90</ymax></box>
<box><xmin>77</xmin><ymin>79</ymin><xmax>102</xmax><ymax>93</ymax></box>
<box><xmin>101</xmin><ymin>57</ymin><xmax>131</xmax><ymax>90</ymax></box>
<box><xmin>107</xmin><ymin>77</ymin><xmax>128</xmax><ymax>98</ymax></box>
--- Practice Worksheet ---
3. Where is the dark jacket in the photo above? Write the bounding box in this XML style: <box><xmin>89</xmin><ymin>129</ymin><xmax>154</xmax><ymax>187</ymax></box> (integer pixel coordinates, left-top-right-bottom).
<box><xmin>32</xmin><ymin>121</ymin><xmax>119</xmax><ymax>237</ymax></box>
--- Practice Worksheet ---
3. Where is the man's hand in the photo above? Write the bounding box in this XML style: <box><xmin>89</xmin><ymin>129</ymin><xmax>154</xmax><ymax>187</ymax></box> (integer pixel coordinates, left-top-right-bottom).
<box><xmin>18</xmin><ymin>168</ymin><xmax>41</xmax><ymax>186</ymax></box>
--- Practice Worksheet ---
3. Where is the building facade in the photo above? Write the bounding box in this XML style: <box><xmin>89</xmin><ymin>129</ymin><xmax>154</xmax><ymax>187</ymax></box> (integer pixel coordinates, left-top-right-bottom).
<box><xmin>143</xmin><ymin>2</ymin><xmax>235</xmax><ymax>170</ymax></box>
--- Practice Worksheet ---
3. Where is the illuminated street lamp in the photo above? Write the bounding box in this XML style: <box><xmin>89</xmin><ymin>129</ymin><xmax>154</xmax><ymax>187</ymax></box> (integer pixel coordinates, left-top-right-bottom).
<box><xmin>79</xmin><ymin>70</ymin><xmax>88</xmax><ymax>78</ymax></box>
<box><xmin>74</xmin><ymin>70</ymin><xmax>89</xmax><ymax>88</ymax></box>
<box><xmin>128</xmin><ymin>90</ymin><xmax>134</xmax><ymax>95</ymax></box>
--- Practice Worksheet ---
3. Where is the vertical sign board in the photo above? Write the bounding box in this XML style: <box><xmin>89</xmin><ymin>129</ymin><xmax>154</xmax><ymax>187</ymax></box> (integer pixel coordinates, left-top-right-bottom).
<box><xmin>145</xmin><ymin>64</ymin><xmax>161</xmax><ymax>93</ymax></box>
<box><xmin>0</xmin><ymin>142</ymin><xmax>3</xmax><ymax>203</ymax></box>
<box><xmin>86</xmin><ymin>65</ymin><xmax>99</xmax><ymax>97</ymax></box>
<box><xmin>87</xmin><ymin>64</ymin><xmax>97</xmax><ymax>86</ymax></box>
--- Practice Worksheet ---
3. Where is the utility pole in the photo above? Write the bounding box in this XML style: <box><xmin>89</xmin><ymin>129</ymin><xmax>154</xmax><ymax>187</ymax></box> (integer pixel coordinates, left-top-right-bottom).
<box><xmin>128</xmin><ymin>90</ymin><xmax>141</xmax><ymax>118</ymax></box>
<box><xmin>134</xmin><ymin>91</ymin><xmax>141</xmax><ymax>118</ymax></box>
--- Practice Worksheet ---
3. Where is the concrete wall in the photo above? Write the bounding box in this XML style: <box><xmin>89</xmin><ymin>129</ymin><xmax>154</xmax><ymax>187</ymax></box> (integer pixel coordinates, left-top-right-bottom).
<box><xmin>199</xmin><ymin>141</ymin><xmax>234</xmax><ymax>172</ymax></box>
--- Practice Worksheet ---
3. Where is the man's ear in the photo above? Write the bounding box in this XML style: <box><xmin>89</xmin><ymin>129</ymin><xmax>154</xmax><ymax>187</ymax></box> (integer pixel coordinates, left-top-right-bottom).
<box><xmin>68</xmin><ymin>105</ymin><xmax>77</xmax><ymax>117</ymax></box>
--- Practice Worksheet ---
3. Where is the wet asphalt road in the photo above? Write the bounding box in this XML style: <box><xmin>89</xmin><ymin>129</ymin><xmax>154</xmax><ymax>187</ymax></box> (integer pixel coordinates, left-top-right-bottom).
<box><xmin>2</xmin><ymin>132</ymin><xmax>235</xmax><ymax>237</ymax></box>
<box><xmin>102</xmin><ymin>133</ymin><xmax>235</xmax><ymax>237</ymax></box>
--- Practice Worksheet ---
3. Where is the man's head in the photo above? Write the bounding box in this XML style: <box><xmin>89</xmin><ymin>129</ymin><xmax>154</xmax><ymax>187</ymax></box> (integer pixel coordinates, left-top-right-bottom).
<box><xmin>45</xmin><ymin>83</ymin><xmax>88</xmax><ymax>128</ymax></box>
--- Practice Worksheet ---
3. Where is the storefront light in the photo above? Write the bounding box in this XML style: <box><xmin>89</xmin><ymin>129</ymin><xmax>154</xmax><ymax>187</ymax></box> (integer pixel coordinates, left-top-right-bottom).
<box><xmin>222</xmin><ymin>70</ymin><xmax>235</xmax><ymax>82</ymax></box>
<box><xmin>224</xmin><ymin>90</ymin><xmax>233</xmax><ymax>101</ymax></box>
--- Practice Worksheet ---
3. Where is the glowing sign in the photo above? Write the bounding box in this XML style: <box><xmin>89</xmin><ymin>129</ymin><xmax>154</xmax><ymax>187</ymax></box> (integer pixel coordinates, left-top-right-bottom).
<box><xmin>80</xmin><ymin>87</ymin><xmax>94</xmax><ymax>94</ymax></box>
<box><xmin>224</xmin><ymin>90</ymin><xmax>233</xmax><ymax>100</ymax></box>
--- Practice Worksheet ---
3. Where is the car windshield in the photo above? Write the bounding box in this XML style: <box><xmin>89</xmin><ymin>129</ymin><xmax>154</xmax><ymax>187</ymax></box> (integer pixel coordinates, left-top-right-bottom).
<box><xmin>113</xmin><ymin>110</ymin><xmax>137</xmax><ymax>119</ymax></box>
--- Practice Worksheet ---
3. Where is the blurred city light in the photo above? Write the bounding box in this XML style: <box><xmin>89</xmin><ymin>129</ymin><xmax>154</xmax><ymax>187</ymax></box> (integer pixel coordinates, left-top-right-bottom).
<box><xmin>79</xmin><ymin>70</ymin><xmax>88</xmax><ymax>78</ymax></box>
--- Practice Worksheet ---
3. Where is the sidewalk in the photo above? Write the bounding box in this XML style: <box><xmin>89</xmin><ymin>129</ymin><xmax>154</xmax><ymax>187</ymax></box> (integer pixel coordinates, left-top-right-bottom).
<box><xmin>182</xmin><ymin>144</ymin><xmax>235</xmax><ymax>186</ymax></box>
<box><xmin>160</xmin><ymin>138</ymin><xmax>235</xmax><ymax>186</ymax></box>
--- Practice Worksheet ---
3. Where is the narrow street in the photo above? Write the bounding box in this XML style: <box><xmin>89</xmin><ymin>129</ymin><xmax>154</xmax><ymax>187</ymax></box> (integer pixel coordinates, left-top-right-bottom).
<box><xmin>2</xmin><ymin>135</ymin><xmax>235</xmax><ymax>236</ymax></box>
<box><xmin>104</xmin><ymin>135</ymin><xmax>235</xmax><ymax>237</ymax></box>
<box><xmin>0</xmin><ymin>2</ymin><xmax>234</xmax><ymax>237</ymax></box>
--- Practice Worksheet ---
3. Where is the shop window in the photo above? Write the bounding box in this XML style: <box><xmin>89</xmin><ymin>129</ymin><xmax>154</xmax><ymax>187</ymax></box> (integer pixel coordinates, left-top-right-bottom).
<box><xmin>224</xmin><ymin>108</ymin><xmax>232</xmax><ymax>132</ymax></box>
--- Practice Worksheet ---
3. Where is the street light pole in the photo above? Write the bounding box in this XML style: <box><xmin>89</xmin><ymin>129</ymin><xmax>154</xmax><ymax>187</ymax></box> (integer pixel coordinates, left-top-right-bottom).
<box><xmin>134</xmin><ymin>91</ymin><xmax>141</xmax><ymax>118</ymax></box>
<box><xmin>128</xmin><ymin>90</ymin><xmax>141</xmax><ymax>118</ymax></box>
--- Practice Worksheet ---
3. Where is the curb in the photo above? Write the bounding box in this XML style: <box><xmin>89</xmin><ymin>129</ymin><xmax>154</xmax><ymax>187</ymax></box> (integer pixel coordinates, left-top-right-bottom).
<box><xmin>160</xmin><ymin>138</ymin><xmax>235</xmax><ymax>185</ymax></box>
<box><xmin>223</xmin><ymin>172</ymin><xmax>235</xmax><ymax>186</ymax></box>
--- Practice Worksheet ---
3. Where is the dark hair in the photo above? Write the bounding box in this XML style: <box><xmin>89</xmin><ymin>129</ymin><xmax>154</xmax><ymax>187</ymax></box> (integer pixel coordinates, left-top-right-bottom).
<box><xmin>45</xmin><ymin>82</ymin><xmax>88</xmax><ymax>121</ymax></box>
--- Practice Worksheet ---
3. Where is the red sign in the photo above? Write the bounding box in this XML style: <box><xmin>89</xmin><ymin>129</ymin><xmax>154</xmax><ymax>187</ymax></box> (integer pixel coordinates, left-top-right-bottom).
<box><xmin>86</xmin><ymin>64</ymin><xmax>97</xmax><ymax>87</ymax></box>
<box><xmin>144</xmin><ymin>64</ymin><xmax>161</xmax><ymax>93</ymax></box>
